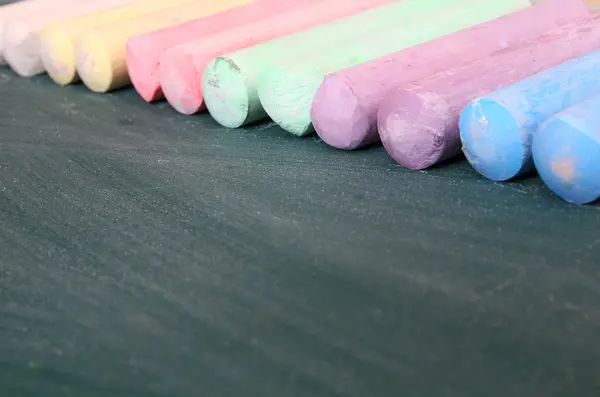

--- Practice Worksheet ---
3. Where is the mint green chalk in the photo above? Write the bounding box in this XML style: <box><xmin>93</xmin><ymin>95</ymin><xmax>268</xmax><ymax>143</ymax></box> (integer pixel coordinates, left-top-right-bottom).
<box><xmin>257</xmin><ymin>0</ymin><xmax>531</xmax><ymax>136</ymax></box>
<box><xmin>202</xmin><ymin>0</ymin><xmax>531</xmax><ymax>129</ymax></box>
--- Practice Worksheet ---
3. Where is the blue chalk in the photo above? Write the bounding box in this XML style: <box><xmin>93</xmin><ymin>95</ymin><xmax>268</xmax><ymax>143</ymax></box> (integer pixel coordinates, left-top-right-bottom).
<box><xmin>532</xmin><ymin>94</ymin><xmax>600</xmax><ymax>205</ymax></box>
<box><xmin>459</xmin><ymin>49</ymin><xmax>600</xmax><ymax>182</ymax></box>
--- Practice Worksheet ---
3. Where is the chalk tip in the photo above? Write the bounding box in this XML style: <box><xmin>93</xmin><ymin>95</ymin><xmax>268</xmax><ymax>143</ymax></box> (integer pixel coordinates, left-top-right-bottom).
<box><xmin>40</xmin><ymin>25</ymin><xmax>78</xmax><ymax>86</ymax></box>
<box><xmin>257</xmin><ymin>66</ymin><xmax>317</xmax><ymax>137</ymax></box>
<box><xmin>3</xmin><ymin>20</ymin><xmax>42</xmax><ymax>77</ymax></box>
<box><xmin>202</xmin><ymin>57</ymin><xmax>249</xmax><ymax>129</ymax></box>
<box><xmin>4</xmin><ymin>50</ymin><xmax>36</xmax><ymax>77</ymax></box>
<box><xmin>312</xmin><ymin>74</ymin><xmax>370</xmax><ymax>150</ymax></box>
<box><xmin>159</xmin><ymin>47</ymin><xmax>203</xmax><ymax>114</ymax></box>
<box><xmin>126</xmin><ymin>40</ymin><xmax>163</xmax><ymax>103</ymax></box>
<box><xmin>76</xmin><ymin>32</ymin><xmax>113</xmax><ymax>93</ymax></box>
<box><xmin>533</xmin><ymin>117</ymin><xmax>600</xmax><ymax>205</ymax></box>
<box><xmin>4</xmin><ymin>45</ymin><xmax>42</xmax><ymax>77</ymax></box>
<box><xmin>460</xmin><ymin>98</ymin><xmax>529</xmax><ymax>181</ymax></box>
<box><xmin>378</xmin><ymin>89</ymin><xmax>453</xmax><ymax>170</ymax></box>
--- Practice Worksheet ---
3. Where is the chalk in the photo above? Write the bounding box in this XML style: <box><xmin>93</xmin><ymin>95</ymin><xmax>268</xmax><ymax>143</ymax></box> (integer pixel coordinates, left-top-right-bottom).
<box><xmin>75</xmin><ymin>0</ymin><xmax>255</xmax><ymax>93</ymax></box>
<box><xmin>39</xmin><ymin>0</ymin><xmax>195</xmax><ymax>87</ymax></box>
<box><xmin>376</xmin><ymin>15</ymin><xmax>600</xmax><ymax>171</ymax></box>
<box><xmin>460</xmin><ymin>49</ymin><xmax>600</xmax><ymax>182</ymax></box>
<box><xmin>126</xmin><ymin>0</ymin><xmax>325</xmax><ymax>103</ymax></box>
<box><xmin>159</xmin><ymin>0</ymin><xmax>398</xmax><ymax>115</ymax></box>
<box><xmin>257</xmin><ymin>0</ymin><xmax>533</xmax><ymax>137</ymax></box>
<box><xmin>311</xmin><ymin>0</ymin><xmax>589</xmax><ymax>149</ymax></box>
<box><xmin>532</xmin><ymin>94</ymin><xmax>600</xmax><ymax>205</ymax></box>
<box><xmin>202</xmin><ymin>0</ymin><xmax>530</xmax><ymax>129</ymax></box>
<box><xmin>0</xmin><ymin>0</ymin><xmax>68</xmax><ymax>65</ymax></box>
<box><xmin>3</xmin><ymin>0</ymin><xmax>133</xmax><ymax>77</ymax></box>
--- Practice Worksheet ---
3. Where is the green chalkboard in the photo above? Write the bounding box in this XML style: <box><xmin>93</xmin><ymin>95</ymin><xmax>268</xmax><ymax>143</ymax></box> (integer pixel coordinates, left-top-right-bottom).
<box><xmin>1</xmin><ymin>8</ymin><xmax>600</xmax><ymax>397</ymax></box>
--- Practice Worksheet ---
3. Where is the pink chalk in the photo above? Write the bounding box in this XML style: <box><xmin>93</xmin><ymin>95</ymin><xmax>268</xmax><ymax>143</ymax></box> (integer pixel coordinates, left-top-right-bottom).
<box><xmin>158</xmin><ymin>0</ymin><xmax>398</xmax><ymax>115</ymax></box>
<box><xmin>126</xmin><ymin>0</ymin><xmax>325</xmax><ymax>103</ymax></box>
<box><xmin>376</xmin><ymin>14</ymin><xmax>600</xmax><ymax>170</ymax></box>
<box><xmin>311</xmin><ymin>0</ymin><xmax>590</xmax><ymax>150</ymax></box>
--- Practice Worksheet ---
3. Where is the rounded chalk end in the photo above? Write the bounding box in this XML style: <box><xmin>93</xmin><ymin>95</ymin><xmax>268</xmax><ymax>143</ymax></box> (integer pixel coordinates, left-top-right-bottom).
<box><xmin>378</xmin><ymin>89</ymin><xmax>455</xmax><ymax>170</ymax></box>
<box><xmin>126</xmin><ymin>39</ymin><xmax>162</xmax><ymax>103</ymax></box>
<box><xmin>533</xmin><ymin>117</ymin><xmax>600</xmax><ymax>205</ymax></box>
<box><xmin>159</xmin><ymin>47</ymin><xmax>204</xmax><ymax>115</ymax></box>
<box><xmin>39</xmin><ymin>25</ymin><xmax>78</xmax><ymax>86</ymax></box>
<box><xmin>459</xmin><ymin>98</ymin><xmax>529</xmax><ymax>181</ymax></box>
<box><xmin>257</xmin><ymin>66</ymin><xmax>318</xmax><ymax>137</ymax></box>
<box><xmin>202</xmin><ymin>57</ymin><xmax>249</xmax><ymax>129</ymax></box>
<box><xmin>76</xmin><ymin>33</ymin><xmax>113</xmax><ymax>93</ymax></box>
<box><xmin>311</xmin><ymin>74</ymin><xmax>371</xmax><ymax>150</ymax></box>
<box><xmin>3</xmin><ymin>20</ymin><xmax>42</xmax><ymax>77</ymax></box>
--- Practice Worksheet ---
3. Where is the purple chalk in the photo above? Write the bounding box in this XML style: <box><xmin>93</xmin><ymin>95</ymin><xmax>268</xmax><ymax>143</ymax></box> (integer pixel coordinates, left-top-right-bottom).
<box><xmin>310</xmin><ymin>0</ymin><xmax>590</xmax><ymax>151</ymax></box>
<box><xmin>377</xmin><ymin>15</ymin><xmax>600</xmax><ymax>170</ymax></box>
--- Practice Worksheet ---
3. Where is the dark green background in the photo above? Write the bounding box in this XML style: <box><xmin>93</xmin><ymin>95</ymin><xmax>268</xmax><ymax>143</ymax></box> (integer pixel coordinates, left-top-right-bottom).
<box><xmin>1</xmin><ymin>4</ymin><xmax>600</xmax><ymax>395</ymax></box>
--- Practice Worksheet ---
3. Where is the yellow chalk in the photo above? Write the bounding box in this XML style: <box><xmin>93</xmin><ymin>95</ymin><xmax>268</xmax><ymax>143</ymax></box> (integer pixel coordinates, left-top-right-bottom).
<box><xmin>39</xmin><ymin>0</ymin><xmax>195</xmax><ymax>86</ymax></box>
<box><xmin>76</xmin><ymin>0</ymin><xmax>256</xmax><ymax>93</ymax></box>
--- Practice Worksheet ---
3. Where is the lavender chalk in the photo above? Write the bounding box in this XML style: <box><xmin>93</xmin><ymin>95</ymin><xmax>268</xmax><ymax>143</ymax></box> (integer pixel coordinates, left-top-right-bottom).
<box><xmin>532</xmin><ymin>94</ymin><xmax>600</xmax><ymax>205</ymax></box>
<box><xmin>311</xmin><ymin>0</ymin><xmax>588</xmax><ymax>150</ymax></box>
<box><xmin>377</xmin><ymin>15</ymin><xmax>600</xmax><ymax>170</ymax></box>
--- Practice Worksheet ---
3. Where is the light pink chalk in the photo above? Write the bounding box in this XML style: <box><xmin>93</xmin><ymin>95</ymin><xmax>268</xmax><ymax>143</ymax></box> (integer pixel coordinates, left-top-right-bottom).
<box><xmin>126</xmin><ymin>0</ymin><xmax>326</xmax><ymax>103</ymax></box>
<box><xmin>377</xmin><ymin>14</ymin><xmax>600</xmax><ymax>170</ymax></box>
<box><xmin>158</xmin><ymin>0</ymin><xmax>398</xmax><ymax>115</ymax></box>
<box><xmin>311</xmin><ymin>0</ymin><xmax>590</xmax><ymax>151</ymax></box>
<box><xmin>0</xmin><ymin>0</ymin><xmax>81</xmax><ymax>65</ymax></box>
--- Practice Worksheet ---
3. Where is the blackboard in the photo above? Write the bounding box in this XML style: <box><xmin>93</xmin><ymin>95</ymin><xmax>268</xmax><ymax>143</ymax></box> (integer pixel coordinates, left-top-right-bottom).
<box><xmin>1</xmin><ymin>5</ymin><xmax>600</xmax><ymax>396</ymax></box>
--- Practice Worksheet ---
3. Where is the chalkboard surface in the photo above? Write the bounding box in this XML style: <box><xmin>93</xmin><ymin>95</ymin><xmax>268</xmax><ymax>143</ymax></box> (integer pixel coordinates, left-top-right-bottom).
<box><xmin>1</xmin><ymin>6</ymin><xmax>600</xmax><ymax>396</ymax></box>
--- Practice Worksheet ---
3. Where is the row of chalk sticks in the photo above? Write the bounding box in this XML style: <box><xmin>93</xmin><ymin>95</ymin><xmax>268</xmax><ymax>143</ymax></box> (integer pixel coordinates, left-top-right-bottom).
<box><xmin>1</xmin><ymin>0</ymin><xmax>600</xmax><ymax>205</ymax></box>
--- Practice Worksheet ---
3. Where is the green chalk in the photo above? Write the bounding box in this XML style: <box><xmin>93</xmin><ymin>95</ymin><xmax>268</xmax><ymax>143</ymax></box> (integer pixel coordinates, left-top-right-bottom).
<box><xmin>257</xmin><ymin>0</ymin><xmax>532</xmax><ymax>136</ymax></box>
<box><xmin>258</xmin><ymin>57</ymin><xmax>327</xmax><ymax>136</ymax></box>
<box><xmin>202</xmin><ymin>0</ymin><xmax>531</xmax><ymax>129</ymax></box>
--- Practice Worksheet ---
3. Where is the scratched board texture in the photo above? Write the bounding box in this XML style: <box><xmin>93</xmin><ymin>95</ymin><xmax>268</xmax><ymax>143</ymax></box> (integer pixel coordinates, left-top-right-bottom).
<box><xmin>1</xmin><ymin>1</ymin><xmax>600</xmax><ymax>396</ymax></box>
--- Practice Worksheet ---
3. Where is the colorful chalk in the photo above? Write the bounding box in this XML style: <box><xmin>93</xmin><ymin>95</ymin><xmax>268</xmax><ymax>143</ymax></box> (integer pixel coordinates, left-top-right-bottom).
<box><xmin>376</xmin><ymin>15</ymin><xmax>600</xmax><ymax>171</ymax></box>
<box><xmin>311</xmin><ymin>0</ymin><xmax>588</xmax><ymax>149</ymax></box>
<box><xmin>126</xmin><ymin>0</ymin><xmax>326</xmax><ymax>103</ymax></box>
<box><xmin>203</xmin><ymin>0</ymin><xmax>532</xmax><ymax>129</ymax></box>
<box><xmin>3</xmin><ymin>0</ymin><xmax>132</xmax><ymax>77</ymax></box>
<box><xmin>460</xmin><ymin>49</ymin><xmax>600</xmax><ymax>182</ymax></box>
<box><xmin>0</xmin><ymin>0</ymin><xmax>67</xmax><ymax>65</ymax></box>
<box><xmin>256</xmin><ymin>0</ymin><xmax>534</xmax><ymax>137</ymax></box>
<box><xmin>39</xmin><ymin>0</ymin><xmax>195</xmax><ymax>87</ymax></box>
<box><xmin>159</xmin><ymin>0</ymin><xmax>398</xmax><ymax>115</ymax></box>
<box><xmin>532</xmin><ymin>94</ymin><xmax>600</xmax><ymax>205</ymax></box>
<box><xmin>75</xmin><ymin>0</ymin><xmax>255</xmax><ymax>93</ymax></box>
